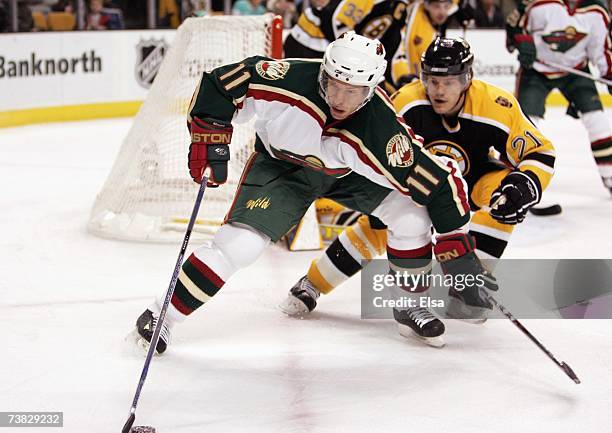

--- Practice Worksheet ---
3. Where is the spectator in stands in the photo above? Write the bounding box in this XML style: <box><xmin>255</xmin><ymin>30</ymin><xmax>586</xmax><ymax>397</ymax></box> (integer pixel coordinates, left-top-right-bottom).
<box><xmin>158</xmin><ymin>0</ymin><xmax>180</xmax><ymax>28</ymax></box>
<box><xmin>187</xmin><ymin>0</ymin><xmax>208</xmax><ymax>17</ymax></box>
<box><xmin>103</xmin><ymin>1</ymin><xmax>126</xmax><ymax>29</ymax></box>
<box><xmin>267</xmin><ymin>0</ymin><xmax>296</xmax><ymax>27</ymax></box>
<box><xmin>473</xmin><ymin>0</ymin><xmax>504</xmax><ymax>28</ymax></box>
<box><xmin>52</xmin><ymin>0</ymin><xmax>75</xmax><ymax>13</ymax></box>
<box><xmin>85</xmin><ymin>0</ymin><xmax>124</xmax><ymax>30</ymax></box>
<box><xmin>232</xmin><ymin>0</ymin><xmax>266</xmax><ymax>16</ymax></box>
<box><xmin>86</xmin><ymin>0</ymin><xmax>109</xmax><ymax>29</ymax></box>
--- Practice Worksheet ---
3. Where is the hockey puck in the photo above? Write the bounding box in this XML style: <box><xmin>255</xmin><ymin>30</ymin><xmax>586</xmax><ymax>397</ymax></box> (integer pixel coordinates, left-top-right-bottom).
<box><xmin>131</xmin><ymin>427</ymin><xmax>156</xmax><ymax>433</ymax></box>
<box><xmin>529</xmin><ymin>204</ymin><xmax>563</xmax><ymax>216</ymax></box>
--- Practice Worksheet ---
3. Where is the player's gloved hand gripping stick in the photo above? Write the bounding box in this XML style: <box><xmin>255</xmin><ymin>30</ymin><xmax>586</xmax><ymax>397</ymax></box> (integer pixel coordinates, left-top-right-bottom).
<box><xmin>489</xmin><ymin>170</ymin><xmax>541</xmax><ymax>225</ymax></box>
<box><xmin>188</xmin><ymin>117</ymin><xmax>233</xmax><ymax>187</ymax></box>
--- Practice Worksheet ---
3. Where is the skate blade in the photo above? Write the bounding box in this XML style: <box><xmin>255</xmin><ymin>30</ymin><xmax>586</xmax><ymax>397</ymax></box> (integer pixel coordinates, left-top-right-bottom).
<box><xmin>278</xmin><ymin>295</ymin><xmax>310</xmax><ymax>317</ymax></box>
<box><xmin>397</xmin><ymin>324</ymin><xmax>445</xmax><ymax>348</ymax></box>
<box><xmin>131</xmin><ymin>426</ymin><xmax>156</xmax><ymax>433</ymax></box>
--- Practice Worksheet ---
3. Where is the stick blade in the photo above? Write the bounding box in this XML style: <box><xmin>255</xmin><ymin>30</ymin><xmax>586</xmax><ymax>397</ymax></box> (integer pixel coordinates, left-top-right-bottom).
<box><xmin>561</xmin><ymin>362</ymin><xmax>581</xmax><ymax>384</ymax></box>
<box><xmin>131</xmin><ymin>427</ymin><xmax>156</xmax><ymax>433</ymax></box>
<box><xmin>122</xmin><ymin>414</ymin><xmax>135</xmax><ymax>433</ymax></box>
<box><xmin>529</xmin><ymin>204</ymin><xmax>563</xmax><ymax>216</ymax></box>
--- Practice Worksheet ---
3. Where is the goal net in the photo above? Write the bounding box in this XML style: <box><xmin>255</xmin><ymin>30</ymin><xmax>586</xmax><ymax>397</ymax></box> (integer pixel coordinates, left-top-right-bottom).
<box><xmin>88</xmin><ymin>15</ymin><xmax>283</xmax><ymax>242</ymax></box>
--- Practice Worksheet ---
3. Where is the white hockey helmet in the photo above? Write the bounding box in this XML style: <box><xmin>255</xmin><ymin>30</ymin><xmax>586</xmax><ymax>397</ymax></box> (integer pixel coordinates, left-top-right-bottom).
<box><xmin>319</xmin><ymin>32</ymin><xmax>387</xmax><ymax>111</ymax></box>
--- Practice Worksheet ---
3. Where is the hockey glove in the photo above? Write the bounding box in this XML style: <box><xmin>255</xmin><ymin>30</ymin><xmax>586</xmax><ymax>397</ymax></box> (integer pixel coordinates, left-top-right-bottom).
<box><xmin>489</xmin><ymin>170</ymin><xmax>541</xmax><ymax>225</ymax></box>
<box><xmin>514</xmin><ymin>34</ymin><xmax>536</xmax><ymax>69</ymax></box>
<box><xmin>188</xmin><ymin>117</ymin><xmax>233</xmax><ymax>186</ymax></box>
<box><xmin>434</xmin><ymin>233</ymin><xmax>498</xmax><ymax>309</ymax></box>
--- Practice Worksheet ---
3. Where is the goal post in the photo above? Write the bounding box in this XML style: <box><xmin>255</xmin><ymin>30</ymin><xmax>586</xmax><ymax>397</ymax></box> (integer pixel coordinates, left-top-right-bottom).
<box><xmin>88</xmin><ymin>15</ymin><xmax>284</xmax><ymax>242</ymax></box>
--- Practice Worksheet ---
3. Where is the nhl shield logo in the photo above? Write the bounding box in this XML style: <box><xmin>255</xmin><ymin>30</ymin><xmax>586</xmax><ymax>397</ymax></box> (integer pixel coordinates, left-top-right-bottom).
<box><xmin>135</xmin><ymin>38</ymin><xmax>169</xmax><ymax>89</ymax></box>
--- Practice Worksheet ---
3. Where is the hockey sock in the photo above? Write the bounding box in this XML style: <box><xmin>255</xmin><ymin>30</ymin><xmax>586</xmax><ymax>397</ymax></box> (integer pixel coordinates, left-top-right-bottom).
<box><xmin>162</xmin><ymin>223</ymin><xmax>269</xmax><ymax>319</ymax></box>
<box><xmin>581</xmin><ymin>110</ymin><xmax>612</xmax><ymax>182</ymax></box>
<box><xmin>387</xmin><ymin>243</ymin><xmax>433</xmax><ymax>293</ymax></box>
<box><xmin>307</xmin><ymin>215</ymin><xmax>387</xmax><ymax>294</ymax></box>
<box><xmin>469</xmin><ymin>210</ymin><xmax>514</xmax><ymax>259</ymax></box>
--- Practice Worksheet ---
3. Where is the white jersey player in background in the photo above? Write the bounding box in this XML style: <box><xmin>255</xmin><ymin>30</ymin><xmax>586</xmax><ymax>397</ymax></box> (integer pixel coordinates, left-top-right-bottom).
<box><xmin>506</xmin><ymin>0</ymin><xmax>612</xmax><ymax>195</ymax></box>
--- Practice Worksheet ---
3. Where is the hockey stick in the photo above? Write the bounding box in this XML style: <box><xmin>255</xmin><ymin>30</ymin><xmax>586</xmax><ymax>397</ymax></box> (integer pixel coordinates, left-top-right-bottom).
<box><xmin>478</xmin><ymin>203</ymin><xmax>580</xmax><ymax>383</ymax></box>
<box><xmin>537</xmin><ymin>59</ymin><xmax>612</xmax><ymax>86</ymax></box>
<box><xmin>478</xmin><ymin>288</ymin><xmax>581</xmax><ymax>384</ymax></box>
<box><xmin>122</xmin><ymin>176</ymin><xmax>210</xmax><ymax>433</ymax></box>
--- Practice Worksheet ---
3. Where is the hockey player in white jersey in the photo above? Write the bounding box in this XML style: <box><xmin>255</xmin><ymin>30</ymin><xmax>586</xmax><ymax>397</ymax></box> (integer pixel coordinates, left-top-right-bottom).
<box><xmin>129</xmin><ymin>33</ymin><xmax>492</xmax><ymax>352</ymax></box>
<box><xmin>506</xmin><ymin>0</ymin><xmax>612</xmax><ymax>194</ymax></box>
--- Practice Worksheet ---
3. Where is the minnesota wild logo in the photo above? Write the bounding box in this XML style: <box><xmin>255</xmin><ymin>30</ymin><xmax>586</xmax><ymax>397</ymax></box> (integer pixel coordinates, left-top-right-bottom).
<box><xmin>542</xmin><ymin>26</ymin><xmax>587</xmax><ymax>53</ymax></box>
<box><xmin>386</xmin><ymin>134</ymin><xmax>414</xmax><ymax>167</ymax></box>
<box><xmin>255</xmin><ymin>60</ymin><xmax>290</xmax><ymax>80</ymax></box>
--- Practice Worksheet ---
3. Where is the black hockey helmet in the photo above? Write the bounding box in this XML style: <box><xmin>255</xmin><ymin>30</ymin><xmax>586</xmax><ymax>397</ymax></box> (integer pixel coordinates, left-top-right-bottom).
<box><xmin>421</xmin><ymin>36</ymin><xmax>474</xmax><ymax>77</ymax></box>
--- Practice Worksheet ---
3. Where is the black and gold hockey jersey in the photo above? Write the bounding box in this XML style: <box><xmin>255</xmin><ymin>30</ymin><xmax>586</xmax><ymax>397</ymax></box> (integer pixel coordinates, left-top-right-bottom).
<box><xmin>355</xmin><ymin>0</ymin><xmax>409</xmax><ymax>90</ymax></box>
<box><xmin>286</xmin><ymin>0</ymin><xmax>375</xmax><ymax>54</ymax></box>
<box><xmin>391</xmin><ymin>79</ymin><xmax>555</xmax><ymax>197</ymax></box>
<box><xmin>393</xmin><ymin>0</ymin><xmax>461</xmax><ymax>79</ymax></box>
<box><xmin>285</xmin><ymin>0</ymin><xmax>410</xmax><ymax>92</ymax></box>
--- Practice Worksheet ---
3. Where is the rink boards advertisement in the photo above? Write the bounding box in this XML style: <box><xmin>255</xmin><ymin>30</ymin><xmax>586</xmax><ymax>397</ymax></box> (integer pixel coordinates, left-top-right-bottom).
<box><xmin>0</xmin><ymin>28</ymin><xmax>609</xmax><ymax>127</ymax></box>
<box><xmin>0</xmin><ymin>29</ymin><xmax>173</xmax><ymax>127</ymax></box>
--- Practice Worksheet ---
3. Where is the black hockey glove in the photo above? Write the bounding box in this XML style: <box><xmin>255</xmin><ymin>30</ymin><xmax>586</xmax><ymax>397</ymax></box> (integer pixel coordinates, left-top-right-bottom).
<box><xmin>434</xmin><ymin>233</ymin><xmax>498</xmax><ymax>310</ymax></box>
<box><xmin>514</xmin><ymin>34</ymin><xmax>536</xmax><ymax>69</ymax></box>
<box><xmin>489</xmin><ymin>170</ymin><xmax>541</xmax><ymax>225</ymax></box>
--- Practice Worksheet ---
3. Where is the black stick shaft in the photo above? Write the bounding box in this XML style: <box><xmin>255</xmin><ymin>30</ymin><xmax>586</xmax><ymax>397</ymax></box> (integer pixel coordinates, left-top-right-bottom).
<box><xmin>480</xmin><ymin>288</ymin><xmax>581</xmax><ymax>384</ymax></box>
<box><xmin>122</xmin><ymin>178</ymin><xmax>209</xmax><ymax>433</ymax></box>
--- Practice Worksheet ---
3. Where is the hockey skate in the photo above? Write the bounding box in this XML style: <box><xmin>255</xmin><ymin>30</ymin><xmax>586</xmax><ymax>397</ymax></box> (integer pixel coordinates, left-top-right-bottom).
<box><xmin>279</xmin><ymin>276</ymin><xmax>320</xmax><ymax>316</ymax></box>
<box><xmin>126</xmin><ymin>309</ymin><xmax>172</xmax><ymax>355</ymax></box>
<box><xmin>444</xmin><ymin>288</ymin><xmax>491</xmax><ymax>324</ymax></box>
<box><xmin>393</xmin><ymin>307</ymin><xmax>445</xmax><ymax>348</ymax></box>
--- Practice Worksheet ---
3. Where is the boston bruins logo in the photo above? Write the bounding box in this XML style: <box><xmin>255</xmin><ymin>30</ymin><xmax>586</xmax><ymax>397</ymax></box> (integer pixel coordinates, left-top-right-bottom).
<box><xmin>255</xmin><ymin>60</ymin><xmax>290</xmax><ymax>80</ymax></box>
<box><xmin>425</xmin><ymin>140</ymin><xmax>470</xmax><ymax>176</ymax></box>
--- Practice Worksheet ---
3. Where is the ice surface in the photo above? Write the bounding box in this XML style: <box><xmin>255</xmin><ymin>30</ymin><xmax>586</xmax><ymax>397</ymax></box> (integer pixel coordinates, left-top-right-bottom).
<box><xmin>1</xmin><ymin>110</ymin><xmax>611</xmax><ymax>433</ymax></box>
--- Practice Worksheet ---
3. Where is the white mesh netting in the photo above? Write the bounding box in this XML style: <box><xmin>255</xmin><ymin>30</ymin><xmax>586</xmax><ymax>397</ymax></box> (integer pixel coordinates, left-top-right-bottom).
<box><xmin>88</xmin><ymin>15</ymin><xmax>279</xmax><ymax>242</ymax></box>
